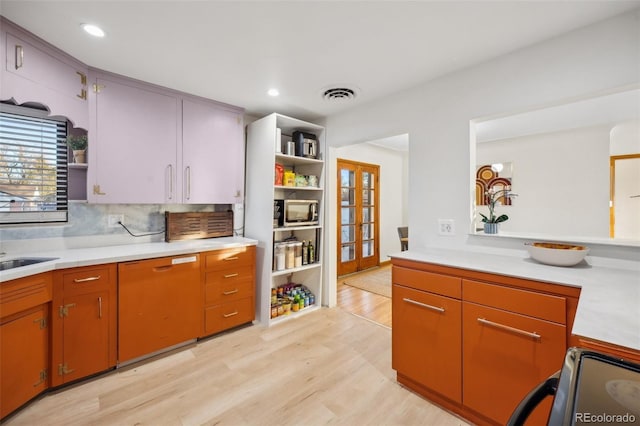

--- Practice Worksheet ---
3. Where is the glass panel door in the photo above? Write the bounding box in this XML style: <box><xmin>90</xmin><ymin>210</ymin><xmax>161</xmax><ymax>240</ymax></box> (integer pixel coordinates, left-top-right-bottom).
<box><xmin>337</xmin><ymin>159</ymin><xmax>379</xmax><ymax>276</ymax></box>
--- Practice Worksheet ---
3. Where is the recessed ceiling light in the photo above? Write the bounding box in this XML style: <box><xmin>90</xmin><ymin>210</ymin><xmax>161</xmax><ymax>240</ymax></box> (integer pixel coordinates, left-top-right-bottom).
<box><xmin>267</xmin><ymin>88</ymin><xmax>280</xmax><ymax>97</ymax></box>
<box><xmin>81</xmin><ymin>24</ymin><xmax>105</xmax><ymax>38</ymax></box>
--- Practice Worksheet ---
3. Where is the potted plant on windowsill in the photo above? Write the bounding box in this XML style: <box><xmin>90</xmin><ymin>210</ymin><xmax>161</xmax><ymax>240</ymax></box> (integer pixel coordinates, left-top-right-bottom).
<box><xmin>67</xmin><ymin>134</ymin><xmax>88</xmax><ymax>164</ymax></box>
<box><xmin>479</xmin><ymin>187</ymin><xmax>518</xmax><ymax>234</ymax></box>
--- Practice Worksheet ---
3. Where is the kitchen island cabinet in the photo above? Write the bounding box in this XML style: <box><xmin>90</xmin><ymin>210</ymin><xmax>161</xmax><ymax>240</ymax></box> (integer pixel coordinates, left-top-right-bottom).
<box><xmin>51</xmin><ymin>264</ymin><xmax>117</xmax><ymax>386</ymax></box>
<box><xmin>0</xmin><ymin>273</ymin><xmax>52</xmax><ymax>419</ymax></box>
<box><xmin>391</xmin><ymin>257</ymin><xmax>580</xmax><ymax>426</ymax></box>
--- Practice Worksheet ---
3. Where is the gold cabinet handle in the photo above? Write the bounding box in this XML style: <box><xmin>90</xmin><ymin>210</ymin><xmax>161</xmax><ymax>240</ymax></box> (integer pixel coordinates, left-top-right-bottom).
<box><xmin>402</xmin><ymin>298</ymin><xmax>445</xmax><ymax>313</ymax></box>
<box><xmin>58</xmin><ymin>364</ymin><xmax>75</xmax><ymax>376</ymax></box>
<box><xmin>15</xmin><ymin>45</ymin><xmax>23</xmax><ymax>69</ymax></box>
<box><xmin>223</xmin><ymin>311</ymin><xmax>239</xmax><ymax>318</ymax></box>
<box><xmin>223</xmin><ymin>256</ymin><xmax>239</xmax><ymax>261</ymax></box>
<box><xmin>223</xmin><ymin>289</ymin><xmax>239</xmax><ymax>295</ymax></box>
<box><xmin>477</xmin><ymin>318</ymin><xmax>541</xmax><ymax>340</ymax></box>
<box><xmin>59</xmin><ymin>303</ymin><xmax>76</xmax><ymax>318</ymax></box>
<box><xmin>74</xmin><ymin>275</ymin><xmax>100</xmax><ymax>283</ymax></box>
<box><xmin>98</xmin><ymin>296</ymin><xmax>103</xmax><ymax>319</ymax></box>
<box><xmin>223</xmin><ymin>273</ymin><xmax>239</xmax><ymax>278</ymax></box>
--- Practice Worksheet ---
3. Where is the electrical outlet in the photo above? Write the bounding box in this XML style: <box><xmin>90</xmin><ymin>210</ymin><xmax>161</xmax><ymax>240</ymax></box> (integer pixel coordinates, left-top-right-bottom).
<box><xmin>438</xmin><ymin>219</ymin><xmax>455</xmax><ymax>235</ymax></box>
<box><xmin>108</xmin><ymin>214</ymin><xmax>124</xmax><ymax>228</ymax></box>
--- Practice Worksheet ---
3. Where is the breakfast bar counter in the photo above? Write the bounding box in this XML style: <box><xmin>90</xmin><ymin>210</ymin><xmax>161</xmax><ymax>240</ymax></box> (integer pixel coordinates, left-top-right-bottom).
<box><xmin>390</xmin><ymin>247</ymin><xmax>640</xmax><ymax>351</ymax></box>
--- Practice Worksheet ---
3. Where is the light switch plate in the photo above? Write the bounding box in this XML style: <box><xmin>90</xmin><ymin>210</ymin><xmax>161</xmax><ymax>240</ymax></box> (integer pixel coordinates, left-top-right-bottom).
<box><xmin>438</xmin><ymin>219</ymin><xmax>455</xmax><ymax>235</ymax></box>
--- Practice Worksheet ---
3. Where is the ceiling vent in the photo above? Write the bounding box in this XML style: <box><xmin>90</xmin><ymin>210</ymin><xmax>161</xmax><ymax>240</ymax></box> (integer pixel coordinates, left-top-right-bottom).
<box><xmin>322</xmin><ymin>86</ymin><xmax>358</xmax><ymax>101</ymax></box>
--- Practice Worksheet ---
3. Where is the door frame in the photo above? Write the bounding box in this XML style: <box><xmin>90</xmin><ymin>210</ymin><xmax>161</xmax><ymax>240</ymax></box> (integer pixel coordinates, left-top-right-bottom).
<box><xmin>610</xmin><ymin>153</ymin><xmax>640</xmax><ymax>238</ymax></box>
<box><xmin>336</xmin><ymin>158</ymin><xmax>380</xmax><ymax>276</ymax></box>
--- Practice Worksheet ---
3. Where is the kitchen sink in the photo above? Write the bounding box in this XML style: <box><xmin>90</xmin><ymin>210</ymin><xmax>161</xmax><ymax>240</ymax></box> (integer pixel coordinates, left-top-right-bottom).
<box><xmin>0</xmin><ymin>257</ymin><xmax>58</xmax><ymax>271</ymax></box>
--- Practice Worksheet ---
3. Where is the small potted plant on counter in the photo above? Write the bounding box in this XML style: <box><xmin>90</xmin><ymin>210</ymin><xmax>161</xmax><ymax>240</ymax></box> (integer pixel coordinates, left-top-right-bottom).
<box><xmin>67</xmin><ymin>134</ymin><xmax>88</xmax><ymax>164</ymax></box>
<box><xmin>480</xmin><ymin>186</ymin><xmax>517</xmax><ymax>234</ymax></box>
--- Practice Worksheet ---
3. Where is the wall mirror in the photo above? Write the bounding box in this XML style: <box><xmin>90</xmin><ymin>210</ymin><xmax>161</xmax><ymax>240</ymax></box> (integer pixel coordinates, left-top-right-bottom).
<box><xmin>470</xmin><ymin>86</ymin><xmax>640</xmax><ymax>245</ymax></box>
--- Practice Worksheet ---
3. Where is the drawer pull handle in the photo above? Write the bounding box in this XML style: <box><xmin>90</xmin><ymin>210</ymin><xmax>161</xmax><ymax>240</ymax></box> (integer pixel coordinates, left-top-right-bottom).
<box><xmin>224</xmin><ymin>273</ymin><xmax>239</xmax><ymax>278</ymax></box>
<box><xmin>98</xmin><ymin>296</ymin><xmax>102</xmax><ymax>319</ymax></box>
<box><xmin>477</xmin><ymin>318</ymin><xmax>541</xmax><ymax>340</ymax></box>
<box><xmin>74</xmin><ymin>275</ymin><xmax>101</xmax><ymax>283</ymax></box>
<box><xmin>223</xmin><ymin>289</ymin><xmax>239</xmax><ymax>295</ymax></box>
<box><xmin>402</xmin><ymin>298</ymin><xmax>445</xmax><ymax>313</ymax></box>
<box><xmin>223</xmin><ymin>256</ymin><xmax>239</xmax><ymax>261</ymax></box>
<box><xmin>223</xmin><ymin>311</ymin><xmax>239</xmax><ymax>318</ymax></box>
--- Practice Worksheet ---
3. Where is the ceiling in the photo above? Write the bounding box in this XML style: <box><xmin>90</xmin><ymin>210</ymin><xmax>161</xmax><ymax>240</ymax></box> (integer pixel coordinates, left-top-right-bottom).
<box><xmin>1</xmin><ymin>1</ymin><xmax>639</xmax><ymax>125</ymax></box>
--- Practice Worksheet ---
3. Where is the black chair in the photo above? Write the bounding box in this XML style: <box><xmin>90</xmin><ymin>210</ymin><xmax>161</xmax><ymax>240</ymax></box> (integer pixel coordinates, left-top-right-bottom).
<box><xmin>397</xmin><ymin>226</ymin><xmax>408</xmax><ymax>251</ymax></box>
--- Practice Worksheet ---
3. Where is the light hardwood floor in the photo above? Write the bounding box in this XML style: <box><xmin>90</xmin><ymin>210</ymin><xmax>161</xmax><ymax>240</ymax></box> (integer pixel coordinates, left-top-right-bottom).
<box><xmin>337</xmin><ymin>266</ymin><xmax>392</xmax><ymax>328</ymax></box>
<box><xmin>5</xmin><ymin>307</ymin><xmax>468</xmax><ymax>426</ymax></box>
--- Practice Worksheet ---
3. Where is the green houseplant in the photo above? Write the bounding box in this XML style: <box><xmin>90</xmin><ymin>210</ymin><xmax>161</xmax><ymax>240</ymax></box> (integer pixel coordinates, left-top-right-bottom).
<box><xmin>67</xmin><ymin>134</ymin><xmax>88</xmax><ymax>163</ymax></box>
<box><xmin>479</xmin><ymin>187</ymin><xmax>517</xmax><ymax>234</ymax></box>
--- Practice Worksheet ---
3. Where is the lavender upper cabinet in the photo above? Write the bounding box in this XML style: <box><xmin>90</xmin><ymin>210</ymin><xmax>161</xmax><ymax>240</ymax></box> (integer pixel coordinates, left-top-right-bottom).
<box><xmin>182</xmin><ymin>98</ymin><xmax>244</xmax><ymax>204</ymax></box>
<box><xmin>88</xmin><ymin>71</ymin><xmax>179</xmax><ymax>203</ymax></box>
<box><xmin>88</xmin><ymin>70</ymin><xmax>244</xmax><ymax>204</ymax></box>
<box><xmin>0</xmin><ymin>18</ymin><xmax>89</xmax><ymax>129</ymax></box>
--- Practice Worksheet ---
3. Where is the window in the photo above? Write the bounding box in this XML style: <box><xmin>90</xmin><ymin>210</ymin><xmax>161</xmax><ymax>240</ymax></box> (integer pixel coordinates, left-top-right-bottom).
<box><xmin>0</xmin><ymin>104</ymin><xmax>68</xmax><ymax>224</ymax></box>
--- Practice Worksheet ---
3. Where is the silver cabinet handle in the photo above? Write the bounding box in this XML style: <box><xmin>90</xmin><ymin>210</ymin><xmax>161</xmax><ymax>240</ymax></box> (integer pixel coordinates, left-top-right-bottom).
<box><xmin>477</xmin><ymin>318</ymin><xmax>541</xmax><ymax>340</ymax></box>
<box><xmin>224</xmin><ymin>273</ymin><xmax>239</xmax><ymax>278</ymax></box>
<box><xmin>402</xmin><ymin>297</ymin><xmax>445</xmax><ymax>313</ymax></box>
<box><xmin>73</xmin><ymin>275</ymin><xmax>100</xmax><ymax>283</ymax></box>
<box><xmin>15</xmin><ymin>45</ymin><xmax>23</xmax><ymax>69</ymax></box>
<box><xmin>185</xmin><ymin>166</ymin><xmax>191</xmax><ymax>200</ymax></box>
<box><xmin>223</xmin><ymin>311</ymin><xmax>239</xmax><ymax>318</ymax></box>
<box><xmin>167</xmin><ymin>164</ymin><xmax>174</xmax><ymax>200</ymax></box>
<box><xmin>98</xmin><ymin>296</ymin><xmax>102</xmax><ymax>319</ymax></box>
<box><xmin>223</xmin><ymin>289</ymin><xmax>239</xmax><ymax>295</ymax></box>
<box><xmin>223</xmin><ymin>256</ymin><xmax>239</xmax><ymax>261</ymax></box>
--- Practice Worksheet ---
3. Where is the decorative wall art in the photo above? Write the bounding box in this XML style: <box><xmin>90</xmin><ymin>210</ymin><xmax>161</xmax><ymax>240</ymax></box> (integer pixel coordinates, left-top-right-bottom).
<box><xmin>475</xmin><ymin>163</ymin><xmax>513</xmax><ymax>206</ymax></box>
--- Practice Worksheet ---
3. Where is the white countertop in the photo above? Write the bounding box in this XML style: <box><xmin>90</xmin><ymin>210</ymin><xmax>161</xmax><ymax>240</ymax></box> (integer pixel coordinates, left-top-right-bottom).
<box><xmin>390</xmin><ymin>247</ymin><xmax>640</xmax><ymax>351</ymax></box>
<box><xmin>0</xmin><ymin>237</ymin><xmax>258</xmax><ymax>282</ymax></box>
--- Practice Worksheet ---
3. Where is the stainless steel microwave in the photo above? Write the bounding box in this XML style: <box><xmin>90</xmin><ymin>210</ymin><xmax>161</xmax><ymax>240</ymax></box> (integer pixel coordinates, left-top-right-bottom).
<box><xmin>275</xmin><ymin>199</ymin><xmax>319</xmax><ymax>227</ymax></box>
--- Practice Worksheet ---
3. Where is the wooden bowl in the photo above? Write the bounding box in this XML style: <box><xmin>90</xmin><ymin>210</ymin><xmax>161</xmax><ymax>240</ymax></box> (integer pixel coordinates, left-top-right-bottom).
<box><xmin>525</xmin><ymin>242</ymin><xmax>589</xmax><ymax>266</ymax></box>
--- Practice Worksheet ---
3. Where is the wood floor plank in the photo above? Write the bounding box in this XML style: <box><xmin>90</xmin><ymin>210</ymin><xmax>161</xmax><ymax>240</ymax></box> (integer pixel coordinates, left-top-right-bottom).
<box><xmin>4</xmin><ymin>307</ymin><xmax>468</xmax><ymax>426</ymax></box>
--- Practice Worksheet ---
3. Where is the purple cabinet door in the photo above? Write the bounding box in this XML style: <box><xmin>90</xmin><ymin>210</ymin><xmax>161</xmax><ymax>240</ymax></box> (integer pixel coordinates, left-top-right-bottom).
<box><xmin>182</xmin><ymin>99</ymin><xmax>244</xmax><ymax>204</ymax></box>
<box><xmin>1</xmin><ymin>30</ymin><xmax>89</xmax><ymax>129</ymax></box>
<box><xmin>89</xmin><ymin>74</ymin><xmax>178</xmax><ymax>203</ymax></box>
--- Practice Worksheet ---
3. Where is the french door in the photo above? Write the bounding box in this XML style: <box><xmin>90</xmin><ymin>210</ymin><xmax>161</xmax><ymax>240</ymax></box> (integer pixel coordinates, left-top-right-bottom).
<box><xmin>337</xmin><ymin>159</ymin><xmax>380</xmax><ymax>276</ymax></box>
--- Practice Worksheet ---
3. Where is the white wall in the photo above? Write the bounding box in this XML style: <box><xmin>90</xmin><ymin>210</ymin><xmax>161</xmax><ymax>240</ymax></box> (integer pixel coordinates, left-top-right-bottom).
<box><xmin>322</xmin><ymin>9</ymin><xmax>640</xmax><ymax>305</ymax></box>
<box><xmin>476</xmin><ymin>125</ymin><xmax>611</xmax><ymax>238</ymax></box>
<box><xmin>334</xmin><ymin>142</ymin><xmax>408</xmax><ymax>262</ymax></box>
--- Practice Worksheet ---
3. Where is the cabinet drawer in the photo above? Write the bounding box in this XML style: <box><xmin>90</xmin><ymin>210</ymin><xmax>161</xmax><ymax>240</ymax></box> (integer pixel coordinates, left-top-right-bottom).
<box><xmin>205</xmin><ymin>272</ymin><xmax>254</xmax><ymax>305</ymax></box>
<box><xmin>463</xmin><ymin>301</ymin><xmax>566</xmax><ymax>425</ymax></box>
<box><xmin>0</xmin><ymin>272</ymin><xmax>52</xmax><ymax>320</ymax></box>
<box><xmin>392</xmin><ymin>266</ymin><xmax>461</xmax><ymax>299</ymax></box>
<box><xmin>463</xmin><ymin>279</ymin><xmax>566</xmax><ymax>324</ymax></box>
<box><xmin>204</xmin><ymin>297</ymin><xmax>254</xmax><ymax>336</ymax></box>
<box><xmin>203</xmin><ymin>246</ymin><xmax>255</xmax><ymax>271</ymax></box>
<box><xmin>392</xmin><ymin>284</ymin><xmax>462</xmax><ymax>403</ymax></box>
<box><xmin>62</xmin><ymin>265</ymin><xmax>114</xmax><ymax>295</ymax></box>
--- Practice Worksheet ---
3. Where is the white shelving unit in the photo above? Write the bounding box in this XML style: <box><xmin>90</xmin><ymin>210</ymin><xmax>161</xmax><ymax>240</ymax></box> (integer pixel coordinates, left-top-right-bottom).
<box><xmin>245</xmin><ymin>113</ymin><xmax>325</xmax><ymax>326</ymax></box>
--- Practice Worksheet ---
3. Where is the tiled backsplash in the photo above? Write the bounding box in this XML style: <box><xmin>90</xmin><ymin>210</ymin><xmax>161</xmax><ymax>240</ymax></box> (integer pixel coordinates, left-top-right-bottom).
<box><xmin>0</xmin><ymin>203</ymin><xmax>233</xmax><ymax>253</ymax></box>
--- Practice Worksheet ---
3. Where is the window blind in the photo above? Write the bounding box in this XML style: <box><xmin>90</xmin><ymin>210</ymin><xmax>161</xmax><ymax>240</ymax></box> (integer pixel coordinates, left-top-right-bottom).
<box><xmin>0</xmin><ymin>105</ymin><xmax>68</xmax><ymax>224</ymax></box>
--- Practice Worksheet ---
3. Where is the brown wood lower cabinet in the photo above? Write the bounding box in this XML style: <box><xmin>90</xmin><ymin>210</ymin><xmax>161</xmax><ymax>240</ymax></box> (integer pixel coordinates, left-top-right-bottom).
<box><xmin>0</xmin><ymin>273</ymin><xmax>52</xmax><ymax>419</ymax></box>
<box><xmin>201</xmin><ymin>246</ymin><xmax>256</xmax><ymax>337</ymax></box>
<box><xmin>391</xmin><ymin>258</ymin><xmax>581</xmax><ymax>426</ymax></box>
<box><xmin>392</xmin><ymin>284</ymin><xmax>462</xmax><ymax>403</ymax></box>
<box><xmin>52</xmin><ymin>264</ymin><xmax>117</xmax><ymax>386</ymax></box>
<box><xmin>118</xmin><ymin>255</ymin><xmax>201</xmax><ymax>363</ymax></box>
